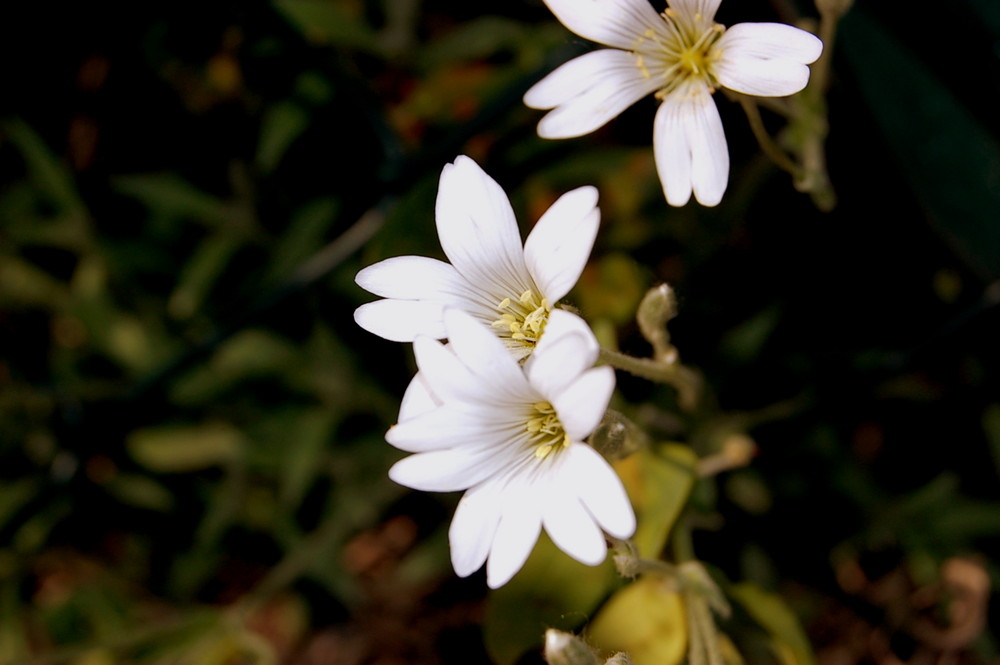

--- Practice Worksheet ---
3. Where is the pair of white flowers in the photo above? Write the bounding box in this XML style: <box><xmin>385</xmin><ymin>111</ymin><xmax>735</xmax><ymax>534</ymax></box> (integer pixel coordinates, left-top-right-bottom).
<box><xmin>354</xmin><ymin>0</ymin><xmax>824</xmax><ymax>587</ymax></box>
<box><xmin>356</xmin><ymin>156</ymin><xmax>635</xmax><ymax>588</ymax></box>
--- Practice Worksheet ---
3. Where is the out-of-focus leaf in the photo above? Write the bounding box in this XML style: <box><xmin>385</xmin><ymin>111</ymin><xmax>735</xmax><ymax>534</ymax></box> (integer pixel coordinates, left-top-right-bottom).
<box><xmin>275</xmin><ymin>0</ymin><xmax>380</xmax><ymax>52</ymax></box>
<box><xmin>168</xmin><ymin>232</ymin><xmax>244</xmax><ymax>319</ymax></box>
<box><xmin>0</xmin><ymin>478</ymin><xmax>43</xmax><ymax>530</ymax></box>
<box><xmin>841</xmin><ymin>10</ymin><xmax>1000</xmax><ymax>280</ymax></box>
<box><xmin>170</xmin><ymin>330</ymin><xmax>299</xmax><ymax>405</ymax></box>
<box><xmin>576</xmin><ymin>253</ymin><xmax>647</xmax><ymax>325</ymax></box>
<box><xmin>263</xmin><ymin>198</ymin><xmax>338</xmax><ymax>284</ymax></box>
<box><xmin>102</xmin><ymin>473</ymin><xmax>175</xmax><ymax>512</ymax></box>
<box><xmin>615</xmin><ymin>444</ymin><xmax>698</xmax><ymax>559</ymax></box>
<box><xmin>277</xmin><ymin>409</ymin><xmax>336</xmax><ymax>510</ymax></box>
<box><xmin>484</xmin><ymin>533</ymin><xmax>619</xmax><ymax>665</ymax></box>
<box><xmin>1</xmin><ymin>117</ymin><xmax>87</xmax><ymax>219</ymax></box>
<box><xmin>0</xmin><ymin>257</ymin><xmax>69</xmax><ymax>308</ymax></box>
<box><xmin>0</xmin><ymin>581</ymin><xmax>29</xmax><ymax>662</ymax></box>
<box><xmin>586</xmin><ymin>576</ymin><xmax>687</xmax><ymax>665</ymax></box>
<box><xmin>730</xmin><ymin>583</ymin><xmax>815</xmax><ymax>665</ymax></box>
<box><xmin>719</xmin><ymin>306</ymin><xmax>781</xmax><ymax>365</ymax></box>
<box><xmin>415</xmin><ymin>16</ymin><xmax>531</xmax><ymax>70</ymax></box>
<box><xmin>127</xmin><ymin>422</ymin><xmax>243</xmax><ymax>473</ymax></box>
<box><xmin>113</xmin><ymin>174</ymin><xmax>228</xmax><ymax>226</ymax></box>
<box><xmin>256</xmin><ymin>100</ymin><xmax>309</xmax><ymax>173</ymax></box>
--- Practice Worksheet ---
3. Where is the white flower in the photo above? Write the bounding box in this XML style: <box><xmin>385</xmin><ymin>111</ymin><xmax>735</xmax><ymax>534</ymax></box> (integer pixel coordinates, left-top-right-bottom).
<box><xmin>355</xmin><ymin>155</ymin><xmax>600</xmax><ymax>361</ymax></box>
<box><xmin>524</xmin><ymin>0</ymin><xmax>823</xmax><ymax>207</ymax></box>
<box><xmin>387</xmin><ymin>308</ymin><xmax>636</xmax><ymax>588</ymax></box>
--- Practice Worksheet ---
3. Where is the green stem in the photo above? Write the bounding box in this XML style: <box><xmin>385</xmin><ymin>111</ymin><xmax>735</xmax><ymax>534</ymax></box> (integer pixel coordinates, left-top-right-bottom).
<box><xmin>738</xmin><ymin>96</ymin><xmax>803</xmax><ymax>178</ymax></box>
<box><xmin>598</xmin><ymin>348</ymin><xmax>702</xmax><ymax>411</ymax></box>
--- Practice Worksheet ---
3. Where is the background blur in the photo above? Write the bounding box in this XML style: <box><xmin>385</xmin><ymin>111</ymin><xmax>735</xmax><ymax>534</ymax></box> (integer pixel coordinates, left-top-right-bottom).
<box><xmin>1</xmin><ymin>1</ymin><xmax>999</xmax><ymax>663</ymax></box>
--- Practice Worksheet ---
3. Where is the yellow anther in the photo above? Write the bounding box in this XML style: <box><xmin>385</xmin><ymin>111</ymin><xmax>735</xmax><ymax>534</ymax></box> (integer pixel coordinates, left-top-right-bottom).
<box><xmin>499</xmin><ymin>297</ymin><xmax>511</xmax><ymax>309</ymax></box>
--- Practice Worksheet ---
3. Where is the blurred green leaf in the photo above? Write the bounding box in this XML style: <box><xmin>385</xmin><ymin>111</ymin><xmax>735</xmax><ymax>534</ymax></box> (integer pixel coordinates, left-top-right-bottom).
<box><xmin>730</xmin><ymin>583</ymin><xmax>815</xmax><ymax>665</ymax></box>
<box><xmin>616</xmin><ymin>444</ymin><xmax>698</xmax><ymax>559</ymax></box>
<box><xmin>1</xmin><ymin>117</ymin><xmax>87</xmax><ymax>219</ymax></box>
<box><xmin>277</xmin><ymin>409</ymin><xmax>336</xmax><ymax>510</ymax></box>
<box><xmin>0</xmin><ymin>478</ymin><xmax>42</xmax><ymax>530</ymax></box>
<box><xmin>114</xmin><ymin>174</ymin><xmax>229</xmax><ymax>226</ymax></box>
<box><xmin>103</xmin><ymin>473</ymin><xmax>176</xmax><ymax>512</ymax></box>
<box><xmin>0</xmin><ymin>256</ymin><xmax>69</xmax><ymax>308</ymax></box>
<box><xmin>841</xmin><ymin>10</ymin><xmax>1000</xmax><ymax>279</ymax></box>
<box><xmin>415</xmin><ymin>16</ymin><xmax>531</xmax><ymax>70</ymax></box>
<box><xmin>719</xmin><ymin>306</ymin><xmax>781</xmax><ymax>365</ymax></box>
<box><xmin>168</xmin><ymin>232</ymin><xmax>244</xmax><ymax>320</ymax></box>
<box><xmin>484</xmin><ymin>533</ymin><xmax>619</xmax><ymax>665</ymax></box>
<box><xmin>586</xmin><ymin>576</ymin><xmax>687</xmax><ymax>665</ymax></box>
<box><xmin>275</xmin><ymin>0</ymin><xmax>380</xmax><ymax>51</ymax></box>
<box><xmin>127</xmin><ymin>422</ymin><xmax>244</xmax><ymax>473</ymax></box>
<box><xmin>263</xmin><ymin>197</ymin><xmax>338</xmax><ymax>284</ymax></box>
<box><xmin>256</xmin><ymin>100</ymin><xmax>309</xmax><ymax>174</ymax></box>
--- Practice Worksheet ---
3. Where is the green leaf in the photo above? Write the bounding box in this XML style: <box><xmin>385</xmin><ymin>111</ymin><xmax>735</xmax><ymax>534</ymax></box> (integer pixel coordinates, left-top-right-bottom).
<box><xmin>586</xmin><ymin>576</ymin><xmax>688</xmax><ymax>665</ymax></box>
<box><xmin>1</xmin><ymin>117</ymin><xmax>87</xmax><ymax>219</ymax></box>
<box><xmin>484</xmin><ymin>533</ymin><xmax>619</xmax><ymax>665</ymax></box>
<box><xmin>256</xmin><ymin>100</ymin><xmax>310</xmax><ymax>173</ymax></box>
<box><xmin>730</xmin><ymin>583</ymin><xmax>815</xmax><ymax>665</ymax></box>
<box><xmin>113</xmin><ymin>173</ymin><xmax>228</xmax><ymax>226</ymax></box>
<box><xmin>127</xmin><ymin>422</ymin><xmax>244</xmax><ymax>473</ymax></box>
<box><xmin>841</xmin><ymin>9</ymin><xmax>1000</xmax><ymax>279</ymax></box>
<box><xmin>616</xmin><ymin>444</ymin><xmax>698</xmax><ymax>559</ymax></box>
<box><xmin>102</xmin><ymin>473</ymin><xmax>175</xmax><ymax>512</ymax></box>
<box><xmin>274</xmin><ymin>0</ymin><xmax>380</xmax><ymax>51</ymax></box>
<box><xmin>167</xmin><ymin>232</ymin><xmax>244</xmax><ymax>320</ymax></box>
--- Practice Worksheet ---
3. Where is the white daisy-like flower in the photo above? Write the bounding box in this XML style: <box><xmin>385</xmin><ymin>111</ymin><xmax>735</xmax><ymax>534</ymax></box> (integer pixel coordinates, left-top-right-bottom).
<box><xmin>387</xmin><ymin>308</ymin><xmax>636</xmax><ymax>588</ymax></box>
<box><xmin>355</xmin><ymin>155</ymin><xmax>600</xmax><ymax>361</ymax></box>
<box><xmin>524</xmin><ymin>0</ymin><xmax>823</xmax><ymax>207</ymax></box>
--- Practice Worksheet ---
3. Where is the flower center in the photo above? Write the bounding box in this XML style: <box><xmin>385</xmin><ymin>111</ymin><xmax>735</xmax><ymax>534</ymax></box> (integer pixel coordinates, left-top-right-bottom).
<box><xmin>491</xmin><ymin>288</ymin><xmax>551</xmax><ymax>351</ymax></box>
<box><xmin>526</xmin><ymin>401</ymin><xmax>571</xmax><ymax>459</ymax></box>
<box><xmin>632</xmin><ymin>8</ymin><xmax>725</xmax><ymax>99</ymax></box>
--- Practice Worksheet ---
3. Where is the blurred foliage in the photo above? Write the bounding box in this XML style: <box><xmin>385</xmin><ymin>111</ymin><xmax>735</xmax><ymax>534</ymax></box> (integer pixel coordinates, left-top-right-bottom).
<box><xmin>1</xmin><ymin>0</ymin><xmax>999</xmax><ymax>663</ymax></box>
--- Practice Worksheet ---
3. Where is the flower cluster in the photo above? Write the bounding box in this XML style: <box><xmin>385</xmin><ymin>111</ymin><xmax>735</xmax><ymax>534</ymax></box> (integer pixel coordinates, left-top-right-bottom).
<box><xmin>524</xmin><ymin>0</ymin><xmax>823</xmax><ymax>207</ymax></box>
<box><xmin>355</xmin><ymin>156</ymin><xmax>635</xmax><ymax>588</ymax></box>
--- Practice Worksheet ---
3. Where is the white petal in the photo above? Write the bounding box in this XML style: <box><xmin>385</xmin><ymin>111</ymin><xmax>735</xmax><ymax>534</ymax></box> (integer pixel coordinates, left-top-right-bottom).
<box><xmin>449</xmin><ymin>481</ymin><xmax>504</xmax><ymax>578</ymax></box>
<box><xmin>551</xmin><ymin>366</ymin><xmax>615</xmax><ymax>441</ymax></box>
<box><xmin>412</xmin><ymin>336</ymin><xmax>499</xmax><ymax>406</ymax></box>
<box><xmin>355</xmin><ymin>255</ymin><xmax>469</xmax><ymax>300</ymax></box>
<box><xmin>540</xmin><ymin>0</ymin><xmax>664</xmax><ymax>50</ymax></box>
<box><xmin>526</xmin><ymin>310</ymin><xmax>601</xmax><ymax>397</ymax></box>
<box><xmin>442</xmin><ymin>309</ymin><xmax>533</xmax><ymax>401</ymax></box>
<box><xmin>388</xmin><ymin>444</ymin><xmax>509</xmax><ymax>492</ymax></box>
<box><xmin>486</xmin><ymin>481</ymin><xmax>543</xmax><ymax>588</ymax></box>
<box><xmin>523</xmin><ymin>186</ymin><xmax>600</xmax><ymax>303</ymax></box>
<box><xmin>542</xmin><ymin>491</ymin><xmax>608</xmax><ymax>566</ymax></box>
<box><xmin>435</xmin><ymin>156</ymin><xmax>532</xmax><ymax>296</ymax></box>
<box><xmin>398</xmin><ymin>371</ymin><xmax>441</xmax><ymax>422</ymax></box>
<box><xmin>669</xmin><ymin>0</ymin><xmax>722</xmax><ymax>23</ymax></box>
<box><xmin>566</xmin><ymin>445</ymin><xmax>636</xmax><ymax>539</ymax></box>
<box><xmin>353</xmin><ymin>299</ymin><xmax>446</xmax><ymax>341</ymax></box>
<box><xmin>535</xmin><ymin>308</ymin><xmax>600</xmax><ymax>360</ymax></box>
<box><xmin>387</xmin><ymin>402</ymin><xmax>521</xmax><ymax>453</ymax></box>
<box><xmin>526</xmin><ymin>51</ymin><xmax>660</xmax><ymax>139</ymax></box>
<box><xmin>653</xmin><ymin>87</ymin><xmax>729</xmax><ymax>207</ymax></box>
<box><xmin>715</xmin><ymin>24</ymin><xmax>823</xmax><ymax>97</ymax></box>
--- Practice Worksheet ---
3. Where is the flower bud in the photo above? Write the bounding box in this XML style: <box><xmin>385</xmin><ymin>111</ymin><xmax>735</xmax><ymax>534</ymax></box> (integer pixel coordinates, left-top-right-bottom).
<box><xmin>544</xmin><ymin>629</ymin><xmax>602</xmax><ymax>665</ymax></box>
<box><xmin>636</xmin><ymin>284</ymin><xmax>677</xmax><ymax>359</ymax></box>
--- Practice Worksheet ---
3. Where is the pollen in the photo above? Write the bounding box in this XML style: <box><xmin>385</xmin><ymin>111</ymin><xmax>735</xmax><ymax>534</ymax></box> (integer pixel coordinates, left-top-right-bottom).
<box><xmin>526</xmin><ymin>401</ymin><xmax>571</xmax><ymax>459</ymax></box>
<box><xmin>632</xmin><ymin>7</ymin><xmax>725</xmax><ymax>97</ymax></box>
<box><xmin>491</xmin><ymin>288</ymin><xmax>551</xmax><ymax>351</ymax></box>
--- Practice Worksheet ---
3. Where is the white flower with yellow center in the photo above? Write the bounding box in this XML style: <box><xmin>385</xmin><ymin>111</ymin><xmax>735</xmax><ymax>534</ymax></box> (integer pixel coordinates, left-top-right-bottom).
<box><xmin>387</xmin><ymin>308</ymin><xmax>635</xmax><ymax>588</ymax></box>
<box><xmin>524</xmin><ymin>0</ymin><xmax>823</xmax><ymax>207</ymax></box>
<box><xmin>355</xmin><ymin>155</ymin><xmax>600</xmax><ymax>361</ymax></box>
